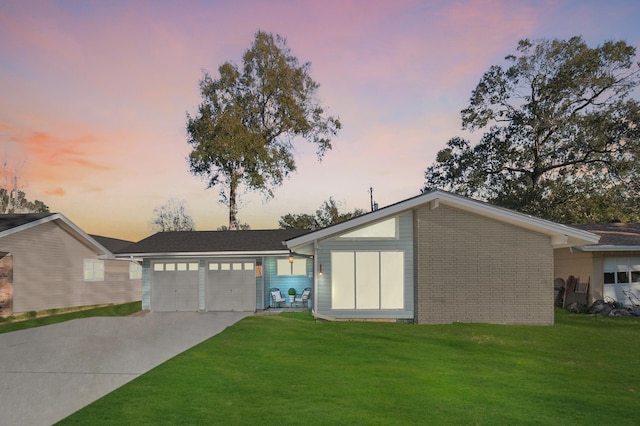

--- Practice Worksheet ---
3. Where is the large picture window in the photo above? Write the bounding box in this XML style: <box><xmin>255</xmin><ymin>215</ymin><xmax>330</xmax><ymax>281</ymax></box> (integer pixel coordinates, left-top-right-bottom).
<box><xmin>331</xmin><ymin>251</ymin><xmax>404</xmax><ymax>310</ymax></box>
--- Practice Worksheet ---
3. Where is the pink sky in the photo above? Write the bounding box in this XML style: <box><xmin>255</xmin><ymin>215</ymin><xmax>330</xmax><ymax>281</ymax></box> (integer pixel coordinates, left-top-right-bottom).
<box><xmin>1</xmin><ymin>0</ymin><xmax>639</xmax><ymax>241</ymax></box>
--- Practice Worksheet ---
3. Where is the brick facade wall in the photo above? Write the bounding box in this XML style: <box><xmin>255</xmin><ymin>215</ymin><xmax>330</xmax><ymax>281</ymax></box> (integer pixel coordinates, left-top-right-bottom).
<box><xmin>414</xmin><ymin>204</ymin><xmax>554</xmax><ymax>325</ymax></box>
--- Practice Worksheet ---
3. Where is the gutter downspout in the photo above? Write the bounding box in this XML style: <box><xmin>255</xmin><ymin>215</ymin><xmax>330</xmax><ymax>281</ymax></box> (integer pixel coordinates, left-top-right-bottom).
<box><xmin>313</xmin><ymin>239</ymin><xmax>319</xmax><ymax>317</ymax></box>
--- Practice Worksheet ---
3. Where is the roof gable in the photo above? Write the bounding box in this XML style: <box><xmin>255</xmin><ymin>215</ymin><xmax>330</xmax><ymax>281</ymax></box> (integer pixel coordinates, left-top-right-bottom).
<box><xmin>0</xmin><ymin>213</ymin><xmax>55</xmax><ymax>233</ymax></box>
<box><xmin>116</xmin><ymin>229</ymin><xmax>311</xmax><ymax>256</ymax></box>
<box><xmin>285</xmin><ymin>190</ymin><xmax>600</xmax><ymax>250</ymax></box>
<box><xmin>0</xmin><ymin>213</ymin><xmax>111</xmax><ymax>256</ymax></box>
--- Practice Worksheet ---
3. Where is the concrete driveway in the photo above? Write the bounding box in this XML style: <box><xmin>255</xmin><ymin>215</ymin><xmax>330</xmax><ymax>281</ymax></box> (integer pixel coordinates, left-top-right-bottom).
<box><xmin>0</xmin><ymin>311</ymin><xmax>252</xmax><ymax>425</ymax></box>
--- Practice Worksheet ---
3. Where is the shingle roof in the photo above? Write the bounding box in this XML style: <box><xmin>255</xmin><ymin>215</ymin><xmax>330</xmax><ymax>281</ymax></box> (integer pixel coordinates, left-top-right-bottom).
<box><xmin>116</xmin><ymin>229</ymin><xmax>311</xmax><ymax>255</ymax></box>
<box><xmin>286</xmin><ymin>189</ymin><xmax>601</xmax><ymax>250</ymax></box>
<box><xmin>90</xmin><ymin>235</ymin><xmax>135</xmax><ymax>253</ymax></box>
<box><xmin>0</xmin><ymin>213</ymin><xmax>55</xmax><ymax>233</ymax></box>
<box><xmin>570</xmin><ymin>223</ymin><xmax>640</xmax><ymax>246</ymax></box>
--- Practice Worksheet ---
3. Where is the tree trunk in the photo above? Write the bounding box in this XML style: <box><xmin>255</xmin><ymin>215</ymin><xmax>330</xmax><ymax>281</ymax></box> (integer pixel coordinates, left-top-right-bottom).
<box><xmin>228</xmin><ymin>180</ymin><xmax>239</xmax><ymax>231</ymax></box>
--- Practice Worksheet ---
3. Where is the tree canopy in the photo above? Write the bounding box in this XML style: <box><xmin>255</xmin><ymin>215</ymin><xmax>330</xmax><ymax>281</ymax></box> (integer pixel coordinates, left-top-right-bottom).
<box><xmin>279</xmin><ymin>197</ymin><xmax>366</xmax><ymax>229</ymax></box>
<box><xmin>187</xmin><ymin>30</ymin><xmax>341</xmax><ymax>230</ymax></box>
<box><xmin>0</xmin><ymin>188</ymin><xmax>49</xmax><ymax>214</ymax></box>
<box><xmin>151</xmin><ymin>198</ymin><xmax>195</xmax><ymax>232</ymax></box>
<box><xmin>423</xmin><ymin>36</ymin><xmax>640</xmax><ymax>223</ymax></box>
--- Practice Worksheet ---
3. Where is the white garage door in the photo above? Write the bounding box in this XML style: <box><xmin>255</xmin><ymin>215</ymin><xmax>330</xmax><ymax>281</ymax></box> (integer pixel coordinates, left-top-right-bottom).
<box><xmin>206</xmin><ymin>261</ymin><xmax>256</xmax><ymax>312</ymax></box>
<box><xmin>151</xmin><ymin>262</ymin><xmax>200</xmax><ymax>311</ymax></box>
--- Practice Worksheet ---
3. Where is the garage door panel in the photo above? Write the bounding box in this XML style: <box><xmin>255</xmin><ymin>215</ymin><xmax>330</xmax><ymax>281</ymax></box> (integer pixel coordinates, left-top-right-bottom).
<box><xmin>151</xmin><ymin>262</ymin><xmax>199</xmax><ymax>311</ymax></box>
<box><xmin>206</xmin><ymin>261</ymin><xmax>255</xmax><ymax>312</ymax></box>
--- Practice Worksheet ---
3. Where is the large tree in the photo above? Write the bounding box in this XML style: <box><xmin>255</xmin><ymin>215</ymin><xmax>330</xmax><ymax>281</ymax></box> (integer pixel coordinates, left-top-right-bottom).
<box><xmin>279</xmin><ymin>197</ymin><xmax>366</xmax><ymax>229</ymax></box>
<box><xmin>187</xmin><ymin>31</ymin><xmax>341</xmax><ymax>230</ymax></box>
<box><xmin>423</xmin><ymin>36</ymin><xmax>640</xmax><ymax>223</ymax></box>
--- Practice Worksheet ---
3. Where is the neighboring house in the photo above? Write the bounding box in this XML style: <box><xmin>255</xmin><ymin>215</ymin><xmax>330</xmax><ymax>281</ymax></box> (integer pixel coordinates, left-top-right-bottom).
<box><xmin>554</xmin><ymin>223</ymin><xmax>640</xmax><ymax>307</ymax></box>
<box><xmin>115</xmin><ymin>229</ymin><xmax>312</xmax><ymax>312</ymax></box>
<box><xmin>285</xmin><ymin>190</ymin><xmax>600</xmax><ymax>325</ymax></box>
<box><xmin>0</xmin><ymin>213</ymin><xmax>141</xmax><ymax>316</ymax></box>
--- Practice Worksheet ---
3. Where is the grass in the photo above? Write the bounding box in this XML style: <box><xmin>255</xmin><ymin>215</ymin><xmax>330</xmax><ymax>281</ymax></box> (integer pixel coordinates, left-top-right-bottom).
<box><xmin>59</xmin><ymin>309</ymin><xmax>640</xmax><ymax>425</ymax></box>
<box><xmin>0</xmin><ymin>301</ymin><xmax>141</xmax><ymax>334</ymax></box>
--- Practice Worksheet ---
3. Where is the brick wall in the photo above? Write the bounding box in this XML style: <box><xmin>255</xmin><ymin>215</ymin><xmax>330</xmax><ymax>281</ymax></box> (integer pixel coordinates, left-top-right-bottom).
<box><xmin>414</xmin><ymin>204</ymin><xmax>554</xmax><ymax>325</ymax></box>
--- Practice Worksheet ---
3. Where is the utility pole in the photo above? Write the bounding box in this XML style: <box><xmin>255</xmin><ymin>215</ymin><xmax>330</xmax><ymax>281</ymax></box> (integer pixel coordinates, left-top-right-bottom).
<box><xmin>369</xmin><ymin>187</ymin><xmax>378</xmax><ymax>212</ymax></box>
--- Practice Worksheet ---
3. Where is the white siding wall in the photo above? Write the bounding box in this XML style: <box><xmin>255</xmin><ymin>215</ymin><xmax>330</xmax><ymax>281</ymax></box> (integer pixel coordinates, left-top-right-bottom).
<box><xmin>0</xmin><ymin>221</ymin><xmax>140</xmax><ymax>313</ymax></box>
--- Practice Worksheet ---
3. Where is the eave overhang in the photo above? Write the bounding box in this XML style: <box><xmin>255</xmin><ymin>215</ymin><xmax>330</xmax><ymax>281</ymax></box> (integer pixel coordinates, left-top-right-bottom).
<box><xmin>285</xmin><ymin>190</ymin><xmax>601</xmax><ymax>251</ymax></box>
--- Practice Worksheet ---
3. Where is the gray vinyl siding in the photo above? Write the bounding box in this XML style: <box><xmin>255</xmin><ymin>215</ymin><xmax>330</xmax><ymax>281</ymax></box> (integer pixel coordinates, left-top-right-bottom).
<box><xmin>199</xmin><ymin>259</ymin><xmax>206</xmax><ymax>310</ymax></box>
<box><xmin>315</xmin><ymin>212</ymin><xmax>414</xmax><ymax>320</ymax></box>
<box><xmin>2</xmin><ymin>221</ymin><xmax>140</xmax><ymax>314</ymax></box>
<box><xmin>142</xmin><ymin>259</ymin><xmax>151</xmax><ymax>310</ymax></box>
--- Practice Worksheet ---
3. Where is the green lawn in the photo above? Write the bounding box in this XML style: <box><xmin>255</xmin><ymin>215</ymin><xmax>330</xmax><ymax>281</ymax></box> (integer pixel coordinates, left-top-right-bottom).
<box><xmin>0</xmin><ymin>301</ymin><xmax>141</xmax><ymax>334</ymax></box>
<box><xmin>60</xmin><ymin>309</ymin><xmax>640</xmax><ymax>425</ymax></box>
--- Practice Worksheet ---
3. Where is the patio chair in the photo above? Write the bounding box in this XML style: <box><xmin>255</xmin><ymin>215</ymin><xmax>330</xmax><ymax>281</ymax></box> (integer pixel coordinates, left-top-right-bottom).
<box><xmin>270</xmin><ymin>288</ymin><xmax>286</xmax><ymax>308</ymax></box>
<box><xmin>294</xmin><ymin>287</ymin><xmax>312</xmax><ymax>308</ymax></box>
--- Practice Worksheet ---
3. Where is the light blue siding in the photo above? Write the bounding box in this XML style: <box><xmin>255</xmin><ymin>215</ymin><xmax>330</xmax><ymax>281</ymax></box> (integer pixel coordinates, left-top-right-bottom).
<box><xmin>315</xmin><ymin>211</ymin><xmax>414</xmax><ymax>320</ymax></box>
<box><xmin>263</xmin><ymin>256</ymin><xmax>313</xmax><ymax>307</ymax></box>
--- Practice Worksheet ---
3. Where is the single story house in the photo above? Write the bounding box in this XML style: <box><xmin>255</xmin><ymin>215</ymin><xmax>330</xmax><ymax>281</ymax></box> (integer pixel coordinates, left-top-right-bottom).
<box><xmin>0</xmin><ymin>213</ymin><xmax>142</xmax><ymax>316</ymax></box>
<box><xmin>554</xmin><ymin>222</ymin><xmax>640</xmax><ymax>307</ymax></box>
<box><xmin>119</xmin><ymin>190</ymin><xmax>600</xmax><ymax>325</ymax></box>
<box><xmin>115</xmin><ymin>229</ymin><xmax>313</xmax><ymax>312</ymax></box>
<box><xmin>285</xmin><ymin>190</ymin><xmax>600</xmax><ymax>325</ymax></box>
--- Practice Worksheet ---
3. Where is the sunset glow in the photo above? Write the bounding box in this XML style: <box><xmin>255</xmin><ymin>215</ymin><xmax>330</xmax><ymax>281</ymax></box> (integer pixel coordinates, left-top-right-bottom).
<box><xmin>1</xmin><ymin>0</ymin><xmax>639</xmax><ymax>240</ymax></box>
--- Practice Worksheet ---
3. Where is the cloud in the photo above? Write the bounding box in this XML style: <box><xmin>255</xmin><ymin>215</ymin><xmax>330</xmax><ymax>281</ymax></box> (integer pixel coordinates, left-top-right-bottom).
<box><xmin>45</xmin><ymin>187</ymin><xmax>65</xmax><ymax>197</ymax></box>
<box><xmin>1</xmin><ymin>122</ymin><xmax>112</xmax><ymax>186</ymax></box>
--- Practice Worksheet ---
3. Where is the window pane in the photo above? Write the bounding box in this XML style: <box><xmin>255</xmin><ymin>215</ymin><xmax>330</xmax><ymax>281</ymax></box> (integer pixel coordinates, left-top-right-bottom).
<box><xmin>617</xmin><ymin>271</ymin><xmax>629</xmax><ymax>284</ymax></box>
<box><xmin>209</xmin><ymin>263</ymin><xmax>218</xmax><ymax>271</ymax></box>
<box><xmin>356</xmin><ymin>252</ymin><xmax>380</xmax><ymax>309</ymax></box>
<box><xmin>339</xmin><ymin>218</ymin><xmax>397</xmax><ymax>239</ymax></box>
<box><xmin>189</xmin><ymin>263</ymin><xmax>199</xmax><ymax>271</ymax></box>
<box><xmin>220</xmin><ymin>263</ymin><xmax>230</xmax><ymax>271</ymax></box>
<box><xmin>244</xmin><ymin>263</ymin><xmax>254</xmax><ymax>271</ymax></box>
<box><xmin>632</xmin><ymin>271</ymin><xmax>640</xmax><ymax>283</ymax></box>
<box><xmin>332</xmin><ymin>252</ymin><xmax>355</xmax><ymax>309</ymax></box>
<box><xmin>83</xmin><ymin>259</ymin><xmax>104</xmax><ymax>281</ymax></box>
<box><xmin>177</xmin><ymin>263</ymin><xmax>187</xmax><ymax>271</ymax></box>
<box><xmin>83</xmin><ymin>259</ymin><xmax>93</xmax><ymax>280</ymax></box>
<box><xmin>165</xmin><ymin>263</ymin><xmax>176</xmax><ymax>271</ymax></box>
<box><xmin>277</xmin><ymin>258</ymin><xmax>291</xmax><ymax>276</ymax></box>
<box><xmin>604</xmin><ymin>272</ymin><xmax>615</xmax><ymax>284</ymax></box>
<box><xmin>129</xmin><ymin>263</ymin><xmax>142</xmax><ymax>280</ymax></box>
<box><xmin>381</xmin><ymin>252</ymin><xmax>404</xmax><ymax>309</ymax></box>
<box><xmin>292</xmin><ymin>259</ymin><xmax>306</xmax><ymax>275</ymax></box>
<box><xmin>233</xmin><ymin>263</ymin><xmax>243</xmax><ymax>271</ymax></box>
<box><xmin>153</xmin><ymin>263</ymin><xmax>164</xmax><ymax>272</ymax></box>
